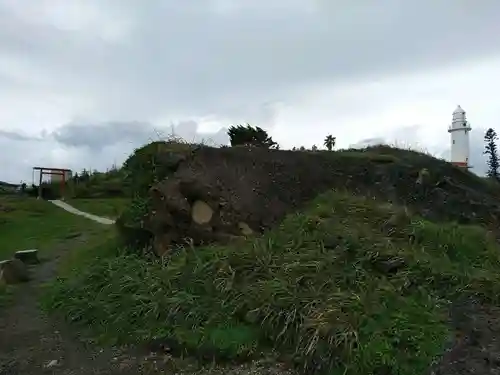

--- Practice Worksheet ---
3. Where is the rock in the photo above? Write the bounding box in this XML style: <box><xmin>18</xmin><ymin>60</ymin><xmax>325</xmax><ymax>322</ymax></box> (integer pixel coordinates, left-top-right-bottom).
<box><xmin>0</xmin><ymin>259</ymin><xmax>29</xmax><ymax>284</ymax></box>
<box><xmin>14</xmin><ymin>249</ymin><xmax>40</xmax><ymax>265</ymax></box>
<box><xmin>64</xmin><ymin>232</ymin><xmax>82</xmax><ymax>239</ymax></box>
<box><xmin>373</xmin><ymin>256</ymin><xmax>407</xmax><ymax>275</ymax></box>
<box><xmin>416</xmin><ymin>168</ymin><xmax>430</xmax><ymax>185</ymax></box>
<box><xmin>44</xmin><ymin>359</ymin><xmax>59</xmax><ymax>368</ymax></box>
<box><xmin>238</xmin><ymin>222</ymin><xmax>254</xmax><ymax>236</ymax></box>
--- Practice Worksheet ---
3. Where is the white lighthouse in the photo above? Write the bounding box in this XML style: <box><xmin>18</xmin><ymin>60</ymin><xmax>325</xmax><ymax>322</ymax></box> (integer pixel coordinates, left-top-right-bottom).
<box><xmin>448</xmin><ymin>105</ymin><xmax>471</xmax><ymax>168</ymax></box>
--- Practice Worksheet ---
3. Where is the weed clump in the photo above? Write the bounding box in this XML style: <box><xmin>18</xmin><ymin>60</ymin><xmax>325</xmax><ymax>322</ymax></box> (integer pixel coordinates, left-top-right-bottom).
<box><xmin>44</xmin><ymin>190</ymin><xmax>500</xmax><ymax>374</ymax></box>
<box><xmin>122</xmin><ymin>140</ymin><xmax>196</xmax><ymax>198</ymax></box>
<box><xmin>115</xmin><ymin>140</ymin><xmax>201</xmax><ymax>251</ymax></box>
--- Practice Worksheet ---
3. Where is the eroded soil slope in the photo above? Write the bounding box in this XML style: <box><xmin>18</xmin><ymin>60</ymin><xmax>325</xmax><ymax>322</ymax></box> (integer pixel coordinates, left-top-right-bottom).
<box><xmin>119</xmin><ymin>144</ymin><xmax>500</xmax><ymax>254</ymax></box>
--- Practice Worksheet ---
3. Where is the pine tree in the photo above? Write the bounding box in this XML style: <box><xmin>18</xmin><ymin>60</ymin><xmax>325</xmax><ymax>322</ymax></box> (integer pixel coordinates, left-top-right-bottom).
<box><xmin>484</xmin><ymin>128</ymin><xmax>499</xmax><ymax>179</ymax></box>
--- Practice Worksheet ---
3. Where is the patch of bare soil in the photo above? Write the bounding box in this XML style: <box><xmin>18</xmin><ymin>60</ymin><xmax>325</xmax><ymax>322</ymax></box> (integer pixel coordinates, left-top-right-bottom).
<box><xmin>0</xmin><ymin>235</ymin><xmax>294</xmax><ymax>375</ymax></box>
<box><xmin>0</xmin><ymin>236</ymin><xmax>147</xmax><ymax>375</ymax></box>
<box><xmin>120</xmin><ymin>145</ymin><xmax>500</xmax><ymax>256</ymax></box>
<box><xmin>431</xmin><ymin>298</ymin><xmax>500</xmax><ymax>375</ymax></box>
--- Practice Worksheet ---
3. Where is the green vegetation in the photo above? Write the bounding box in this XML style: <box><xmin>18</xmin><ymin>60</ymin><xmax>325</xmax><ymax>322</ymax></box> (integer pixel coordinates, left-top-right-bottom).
<box><xmin>122</xmin><ymin>140</ymin><xmax>196</xmax><ymax>197</ymax></box>
<box><xmin>0</xmin><ymin>139</ymin><xmax>491</xmax><ymax>374</ymax></box>
<box><xmin>485</xmin><ymin>127</ymin><xmax>500</xmax><ymax>179</ymax></box>
<box><xmin>66</xmin><ymin>198</ymin><xmax>129</xmax><ymax>219</ymax></box>
<box><xmin>115</xmin><ymin>140</ymin><xmax>199</xmax><ymax>250</ymax></box>
<box><xmin>70</xmin><ymin>167</ymin><xmax>127</xmax><ymax>199</ymax></box>
<box><xmin>0</xmin><ymin>196</ymin><xmax>108</xmax><ymax>259</ymax></box>
<box><xmin>0</xmin><ymin>181</ymin><xmax>18</xmax><ymax>195</ymax></box>
<box><xmin>43</xmin><ymin>189</ymin><xmax>500</xmax><ymax>375</ymax></box>
<box><xmin>227</xmin><ymin>124</ymin><xmax>278</xmax><ymax>148</ymax></box>
<box><xmin>323</xmin><ymin>134</ymin><xmax>336</xmax><ymax>151</ymax></box>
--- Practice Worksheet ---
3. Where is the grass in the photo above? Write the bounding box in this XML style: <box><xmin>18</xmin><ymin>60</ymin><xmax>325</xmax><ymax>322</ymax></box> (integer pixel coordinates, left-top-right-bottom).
<box><xmin>43</xmin><ymin>189</ymin><xmax>500</xmax><ymax>375</ymax></box>
<box><xmin>0</xmin><ymin>195</ymin><xmax>115</xmax><ymax>310</ymax></box>
<box><xmin>65</xmin><ymin>198</ymin><xmax>130</xmax><ymax>219</ymax></box>
<box><xmin>0</xmin><ymin>196</ymin><xmax>111</xmax><ymax>259</ymax></box>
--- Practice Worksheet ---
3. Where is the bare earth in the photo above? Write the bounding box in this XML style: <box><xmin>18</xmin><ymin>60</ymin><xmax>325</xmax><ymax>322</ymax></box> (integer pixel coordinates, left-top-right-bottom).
<box><xmin>0</xmin><ymin>235</ymin><xmax>162</xmax><ymax>375</ymax></box>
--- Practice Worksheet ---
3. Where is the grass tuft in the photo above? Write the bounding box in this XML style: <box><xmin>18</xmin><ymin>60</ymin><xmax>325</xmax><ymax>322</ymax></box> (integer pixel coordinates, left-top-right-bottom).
<box><xmin>44</xmin><ymin>190</ymin><xmax>500</xmax><ymax>374</ymax></box>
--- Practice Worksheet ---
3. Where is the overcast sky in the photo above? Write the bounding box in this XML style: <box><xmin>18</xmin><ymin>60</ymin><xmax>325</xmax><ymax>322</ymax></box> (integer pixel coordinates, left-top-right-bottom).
<box><xmin>1</xmin><ymin>0</ymin><xmax>500</xmax><ymax>183</ymax></box>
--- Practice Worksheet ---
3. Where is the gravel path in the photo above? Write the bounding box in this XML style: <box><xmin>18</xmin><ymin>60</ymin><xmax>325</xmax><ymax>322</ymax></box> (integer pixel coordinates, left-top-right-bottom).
<box><xmin>48</xmin><ymin>200</ymin><xmax>116</xmax><ymax>225</ymax></box>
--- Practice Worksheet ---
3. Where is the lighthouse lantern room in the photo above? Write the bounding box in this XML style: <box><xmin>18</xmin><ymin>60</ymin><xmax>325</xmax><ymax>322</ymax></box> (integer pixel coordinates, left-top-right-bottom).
<box><xmin>448</xmin><ymin>105</ymin><xmax>471</xmax><ymax>168</ymax></box>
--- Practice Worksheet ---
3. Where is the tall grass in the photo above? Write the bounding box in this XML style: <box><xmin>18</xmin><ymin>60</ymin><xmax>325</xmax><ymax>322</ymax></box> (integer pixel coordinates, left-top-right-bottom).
<box><xmin>43</xmin><ymin>190</ymin><xmax>500</xmax><ymax>374</ymax></box>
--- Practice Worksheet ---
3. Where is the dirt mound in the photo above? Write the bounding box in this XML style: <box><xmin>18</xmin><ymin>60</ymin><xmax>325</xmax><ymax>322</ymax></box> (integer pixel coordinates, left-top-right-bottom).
<box><xmin>117</xmin><ymin>143</ymin><xmax>500</xmax><ymax>255</ymax></box>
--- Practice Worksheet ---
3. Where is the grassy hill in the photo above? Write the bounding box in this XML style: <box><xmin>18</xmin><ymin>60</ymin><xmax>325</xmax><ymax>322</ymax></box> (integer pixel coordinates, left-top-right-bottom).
<box><xmin>0</xmin><ymin>196</ymin><xmax>109</xmax><ymax>259</ymax></box>
<box><xmin>0</xmin><ymin>181</ymin><xmax>18</xmax><ymax>187</ymax></box>
<box><xmin>0</xmin><ymin>181</ymin><xmax>18</xmax><ymax>195</ymax></box>
<box><xmin>38</xmin><ymin>143</ymin><xmax>500</xmax><ymax>375</ymax></box>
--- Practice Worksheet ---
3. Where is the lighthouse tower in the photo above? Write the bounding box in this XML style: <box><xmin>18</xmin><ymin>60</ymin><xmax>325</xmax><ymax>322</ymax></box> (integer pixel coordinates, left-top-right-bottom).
<box><xmin>448</xmin><ymin>105</ymin><xmax>471</xmax><ymax>168</ymax></box>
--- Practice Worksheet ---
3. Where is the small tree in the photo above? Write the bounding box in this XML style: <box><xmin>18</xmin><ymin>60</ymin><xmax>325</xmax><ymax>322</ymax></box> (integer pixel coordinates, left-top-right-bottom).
<box><xmin>227</xmin><ymin>124</ymin><xmax>278</xmax><ymax>149</ymax></box>
<box><xmin>484</xmin><ymin>128</ymin><xmax>499</xmax><ymax>179</ymax></box>
<box><xmin>311</xmin><ymin>144</ymin><xmax>318</xmax><ymax>151</ymax></box>
<box><xmin>324</xmin><ymin>135</ymin><xmax>336</xmax><ymax>151</ymax></box>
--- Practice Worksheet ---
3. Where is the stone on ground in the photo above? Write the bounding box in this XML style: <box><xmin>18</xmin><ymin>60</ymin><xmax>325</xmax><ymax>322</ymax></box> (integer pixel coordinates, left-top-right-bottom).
<box><xmin>0</xmin><ymin>259</ymin><xmax>29</xmax><ymax>284</ymax></box>
<box><xmin>14</xmin><ymin>249</ymin><xmax>40</xmax><ymax>265</ymax></box>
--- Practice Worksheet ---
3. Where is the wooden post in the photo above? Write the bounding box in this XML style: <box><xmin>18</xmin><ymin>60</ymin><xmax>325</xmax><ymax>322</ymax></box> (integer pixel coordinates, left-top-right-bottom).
<box><xmin>61</xmin><ymin>171</ymin><xmax>65</xmax><ymax>200</ymax></box>
<box><xmin>38</xmin><ymin>169</ymin><xmax>43</xmax><ymax>199</ymax></box>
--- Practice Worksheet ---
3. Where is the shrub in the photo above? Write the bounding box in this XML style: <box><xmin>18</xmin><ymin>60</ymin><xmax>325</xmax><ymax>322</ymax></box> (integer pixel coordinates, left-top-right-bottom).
<box><xmin>122</xmin><ymin>141</ymin><xmax>195</xmax><ymax>198</ymax></box>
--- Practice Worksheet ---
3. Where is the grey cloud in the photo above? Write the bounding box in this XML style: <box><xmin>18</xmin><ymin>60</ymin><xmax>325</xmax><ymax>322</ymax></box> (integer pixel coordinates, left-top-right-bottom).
<box><xmin>0</xmin><ymin>129</ymin><xmax>41</xmax><ymax>142</ymax></box>
<box><xmin>2</xmin><ymin>1</ymin><xmax>500</xmax><ymax>183</ymax></box>
<box><xmin>0</xmin><ymin>120</ymin><xmax>231</xmax><ymax>183</ymax></box>
<box><xmin>348</xmin><ymin>138</ymin><xmax>386</xmax><ymax>149</ymax></box>
<box><xmin>51</xmin><ymin>120</ymin><xmax>230</xmax><ymax>150</ymax></box>
<box><xmin>1</xmin><ymin>1</ymin><xmax>500</xmax><ymax>120</ymax></box>
<box><xmin>51</xmin><ymin>121</ymin><xmax>154</xmax><ymax>149</ymax></box>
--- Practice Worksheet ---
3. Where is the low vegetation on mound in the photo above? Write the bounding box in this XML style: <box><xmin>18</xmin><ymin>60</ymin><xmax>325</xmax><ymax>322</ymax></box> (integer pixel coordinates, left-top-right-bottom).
<box><xmin>39</xmin><ymin>140</ymin><xmax>500</xmax><ymax>374</ymax></box>
<box><xmin>45</xmin><ymin>188</ymin><xmax>500</xmax><ymax>374</ymax></box>
<box><xmin>70</xmin><ymin>166</ymin><xmax>128</xmax><ymax>199</ymax></box>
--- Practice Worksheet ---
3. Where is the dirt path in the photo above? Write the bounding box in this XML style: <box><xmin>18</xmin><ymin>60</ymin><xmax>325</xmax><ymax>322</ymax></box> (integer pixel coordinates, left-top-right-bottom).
<box><xmin>0</xmin><ymin>235</ymin><xmax>169</xmax><ymax>375</ymax></box>
<box><xmin>48</xmin><ymin>200</ymin><xmax>115</xmax><ymax>225</ymax></box>
<box><xmin>0</xmin><ymin>234</ymin><xmax>294</xmax><ymax>375</ymax></box>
